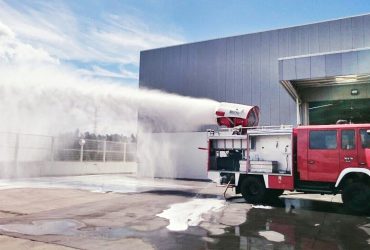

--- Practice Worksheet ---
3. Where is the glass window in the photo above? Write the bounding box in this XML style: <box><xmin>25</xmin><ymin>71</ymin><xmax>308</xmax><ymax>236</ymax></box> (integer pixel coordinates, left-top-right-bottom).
<box><xmin>360</xmin><ymin>129</ymin><xmax>370</xmax><ymax>149</ymax></box>
<box><xmin>341</xmin><ymin>130</ymin><xmax>355</xmax><ymax>150</ymax></box>
<box><xmin>309</xmin><ymin>130</ymin><xmax>337</xmax><ymax>149</ymax></box>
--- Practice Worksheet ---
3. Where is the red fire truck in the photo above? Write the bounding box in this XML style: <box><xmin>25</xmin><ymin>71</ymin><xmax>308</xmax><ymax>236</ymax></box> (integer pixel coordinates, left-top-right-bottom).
<box><xmin>207</xmin><ymin>103</ymin><xmax>370</xmax><ymax>213</ymax></box>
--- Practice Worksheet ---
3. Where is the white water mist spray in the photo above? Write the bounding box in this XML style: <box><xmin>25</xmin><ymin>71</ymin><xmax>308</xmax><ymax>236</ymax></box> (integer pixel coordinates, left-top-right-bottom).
<box><xmin>0</xmin><ymin>21</ymin><xmax>219</xmax><ymax>178</ymax></box>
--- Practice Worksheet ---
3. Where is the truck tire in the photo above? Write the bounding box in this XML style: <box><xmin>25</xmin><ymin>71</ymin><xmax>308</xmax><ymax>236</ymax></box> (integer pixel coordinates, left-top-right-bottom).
<box><xmin>266</xmin><ymin>189</ymin><xmax>284</xmax><ymax>200</ymax></box>
<box><xmin>241</xmin><ymin>176</ymin><xmax>266</xmax><ymax>204</ymax></box>
<box><xmin>342</xmin><ymin>182</ymin><xmax>370</xmax><ymax>214</ymax></box>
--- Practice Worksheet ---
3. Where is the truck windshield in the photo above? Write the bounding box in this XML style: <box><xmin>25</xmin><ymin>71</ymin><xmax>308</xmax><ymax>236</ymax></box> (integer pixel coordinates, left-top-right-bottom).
<box><xmin>360</xmin><ymin>129</ymin><xmax>370</xmax><ymax>148</ymax></box>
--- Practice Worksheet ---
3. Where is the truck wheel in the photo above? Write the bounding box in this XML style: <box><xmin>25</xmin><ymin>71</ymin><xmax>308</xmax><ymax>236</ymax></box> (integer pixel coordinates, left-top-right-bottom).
<box><xmin>342</xmin><ymin>182</ymin><xmax>370</xmax><ymax>214</ymax></box>
<box><xmin>266</xmin><ymin>189</ymin><xmax>284</xmax><ymax>200</ymax></box>
<box><xmin>241</xmin><ymin>176</ymin><xmax>266</xmax><ymax>204</ymax></box>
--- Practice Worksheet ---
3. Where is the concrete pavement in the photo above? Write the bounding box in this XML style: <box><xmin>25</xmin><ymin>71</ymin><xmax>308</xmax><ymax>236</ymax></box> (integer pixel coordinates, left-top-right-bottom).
<box><xmin>0</xmin><ymin>174</ymin><xmax>368</xmax><ymax>249</ymax></box>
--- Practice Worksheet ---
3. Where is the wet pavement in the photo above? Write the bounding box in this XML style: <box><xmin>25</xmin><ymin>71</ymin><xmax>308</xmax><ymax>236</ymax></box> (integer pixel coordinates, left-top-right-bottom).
<box><xmin>209</xmin><ymin>198</ymin><xmax>370</xmax><ymax>249</ymax></box>
<box><xmin>0</xmin><ymin>174</ymin><xmax>369</xmax><ymax>249</ymax></box>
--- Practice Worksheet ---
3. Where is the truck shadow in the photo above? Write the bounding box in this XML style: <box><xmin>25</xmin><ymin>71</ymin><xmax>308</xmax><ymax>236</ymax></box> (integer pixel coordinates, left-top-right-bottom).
<box><xmin>142</xmin><ymin>189</ymin><xmax>220</xmax><ymax>199</ymax></box>
<box><xmin>263</xmin><ymin>195</ymin><xmax>369</xmax><ymax>216</ymax></box>
<box><xmin>226</xmin><ymin>193</ymin><xmax>370</xmax><ymax>216</ymax></box>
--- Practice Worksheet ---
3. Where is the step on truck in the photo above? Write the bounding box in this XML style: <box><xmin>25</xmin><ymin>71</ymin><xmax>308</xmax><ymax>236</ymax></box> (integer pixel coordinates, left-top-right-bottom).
<box><xmin>207</xmin><ymin>102</ymin><xmax>370</xmax><ymax>213</ymax></box>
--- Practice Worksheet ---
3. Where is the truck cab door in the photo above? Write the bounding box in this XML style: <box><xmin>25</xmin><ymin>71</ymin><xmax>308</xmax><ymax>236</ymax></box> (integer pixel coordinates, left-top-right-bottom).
<box><xmin>340</xmin><ymin>129</ymin><xmax>358</xmax><ymax>171</ymax></box>
<box><xmin>307</xmin><ymin>130</ymin><xmax>340</xmax><ymax>182</ymax></box>
<box><xmin>358</xmin><ymin>129</ymin><xmax>370</xmax><ymax>168</ymax></box>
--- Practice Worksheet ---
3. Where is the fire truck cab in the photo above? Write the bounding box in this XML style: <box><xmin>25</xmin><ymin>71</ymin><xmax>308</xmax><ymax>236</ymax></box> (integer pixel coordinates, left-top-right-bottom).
<box><xmin>207</xmin><ymin>123</ymin><xmax>370</xmax><ymax>213</ymax></box>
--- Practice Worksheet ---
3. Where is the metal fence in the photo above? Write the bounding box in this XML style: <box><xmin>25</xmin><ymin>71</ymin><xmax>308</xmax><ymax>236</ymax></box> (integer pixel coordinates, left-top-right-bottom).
<box><xmin>0</xmin><ymin>132</ymin><xmax>136</xmax><ymax>162</ymax></box>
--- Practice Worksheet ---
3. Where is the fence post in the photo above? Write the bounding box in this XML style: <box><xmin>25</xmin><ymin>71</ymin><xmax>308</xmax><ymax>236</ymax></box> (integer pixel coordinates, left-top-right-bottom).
<box><xmin>80</xmin><ymin>144</ymin><xmax>84</xmax><ymax>162</ymax></box>
<box><xmin>103</xmin><ymin>140</ymin><xmax>107</xmax><ymax>162</ymax></box>
<box><xmin>14</xmin><ymin>133</ymin><xmax>20</xmax><ymax>162</ymax></box>
<box><xmin>123</xmin><ymin>143</ymin><xmax>127</xmax><ymax>162</ymax></box>
<box><xmin>78</xmin><ymin>139</ymin><xmax>86</xmax><ymax>162</ymax></box>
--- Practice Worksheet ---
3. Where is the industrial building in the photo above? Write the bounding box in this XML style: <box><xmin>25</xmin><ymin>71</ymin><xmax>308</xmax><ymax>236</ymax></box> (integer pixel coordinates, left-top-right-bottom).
<box><xmin>140</xmin><ymin>14</ymin><xmax>370</xmax><ymax>126</ymax></box>
<box><xmin>138</xmin><ymin>14</ymin><xmax>370</xmax><ymax>179</ymax></box>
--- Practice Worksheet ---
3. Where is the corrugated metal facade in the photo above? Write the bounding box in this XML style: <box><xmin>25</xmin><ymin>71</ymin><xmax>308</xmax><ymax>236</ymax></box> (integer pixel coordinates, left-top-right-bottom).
<box><xmin>139</xmin><ymin>14</ymin><xmax>370</xmax><ymax>126</ymax></box>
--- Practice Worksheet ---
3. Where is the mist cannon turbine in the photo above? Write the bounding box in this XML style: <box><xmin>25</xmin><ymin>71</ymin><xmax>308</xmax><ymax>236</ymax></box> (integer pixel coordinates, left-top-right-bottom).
<box><xmin>215</xmin><ymin>102</ymin><xmax>260</xmax><ymax>133</ymax></box>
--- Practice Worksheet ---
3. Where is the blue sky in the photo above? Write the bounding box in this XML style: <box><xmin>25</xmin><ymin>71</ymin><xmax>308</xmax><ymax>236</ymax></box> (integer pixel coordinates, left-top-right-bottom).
<box><xmin>1</xmin><ymin>0</ymin><xmax>370</xmax><ymax>86</ymax></box>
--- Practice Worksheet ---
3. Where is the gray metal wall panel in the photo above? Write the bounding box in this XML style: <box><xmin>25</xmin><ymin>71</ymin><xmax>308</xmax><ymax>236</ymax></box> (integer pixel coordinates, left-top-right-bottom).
<box><xmin>296</xmin><ymin>57</ymin><xmax>310</xmax><ymax>79</ymax></box>
<box><xmin>286</xmin><ymin>28</ymin><xmax>298</xmax><ymax>123</ymax></box>
<box><xmin>325</xmin><ymin>53</ymin><xmax>342</xmax><ymax>77</ymax></box>
<box><xmin>139</xmin><ymin>14</ymin><xmax>370</xmax><ymax>126</ymax></box>
<box><xmin>198</xmin><ymin>42</ymin><xmax>208</xmax><ymax>98</ymax></box>
<box><xmin>180</xmin><ymin>45</ymin><xmax>189</xmax><ymax>96</ymax></box>
<box><xmin>260</xmin><ymin>32</ymin><xmax>271</xmax><ymax>125</ymax></box>
<box><xmin>141</xmin><ymin>51</ymin><xmax>152</xmax><ymax>88</ymax></box>
<box><xmin>226</xmin><ymin>37</ymin><xmax>236</xmax><ymax>101</ymax></box>
<box><xmin>150</xmin><ymin>50</ymin><xmax>158</xmax><ymax>89</ymax></box>
<box><xmin>187</xmin><ymin>43</ymin><xmax>199</xmax><ymax>97</ymax></box>
<box><xmin>250</xmin><ymin>33</ymin><xmax>262</xmax><ymax>107</ymax></box>
<box><xmin>310</xmin><ymin>56</ymin><xmax>326</xmax><ymax>78</ymax></box>
<box><xmin>269</xmin><ymin>30</ymin><xmax>280</xmax><ymax>124</ymax></box>
<box><xmin>278</xmin><ymin>29</ymin><xmax>290</xmax><ymax>57</ymax></box>
<box><xmin>298</xmin><ymin>25</ymin><xmax>310</xmax><ymax>55</ymax></box>
<box><xmin>308</xmin><ymin>24</ymin><xmax>320</xmax><ymax>54</ymax></box>
<box><xmin>162</xmin><ymin>47</ymin><xmax>173</xmax><ymax>93</ymax></box>
<box><xmin>278</xmin><ymin>28</ymin><xmax>293</xmax><ymax>124</ymax></box>
<box><xmin>242</xmin><ymin>35</ymin><xmax>252</xmax><ymax>103</ymax></box>
<box><xmin>329</xmin><ymin>20</ymin><xmax>342</xmax><ymax>51</ymax></box>
<box><xmin>218</xmin><ymin>39</ymin><xmax>227</xmax><ymax>101</ymax></box>
<box><xmin>318</xmin><ymin>22</ymin><xmax>331</xmax><ymax>53</ymax></box>
<box><xmin>352</xmin><ymin>16</ymin><xmax>365</xmax><ymax>49</ymax></box>
<box><xmin>201</xmin><ymin>41</ymin><xmax>212</xmax><ymax>99</ymax></box>
<box><xmin>341</xmin><ymin>51</ymin><xmax>358</xmax><ymax>75</ymax></box>
<box><xmin>138</xmin><ymin>52</ymin><xmax>146</xmax><ymax>87</ymax></box>
<box><xmin>278</xmin><ymin>60</ymin><xmax>284</xmax><ymax>81</ymax></box>
<box><xmin>341</xmin><ymin>18</ymin><xmax>353</xmax><ymax>50</ymax></box>
<box><xmin>234</xmin><ymin>37</ymin><xmax>244</xmax><ymax>103</ymax></box>
<box><xmin>204</xmin><ymin>41</ymin><xmax>217</xmax><ymax>99</ymax></box>
<box><xmin>174</xmin><ymin>46</ymin><xmax>182</xmax><ymax>93</ymax></box>
<box><xmin>289</xmin><ymin>27</ymin><xmax>299</xmax><ymax>56</ymax></box>
<box><xmin>358</xmin><ymin>50</ymin><xmax>370</xmax><ymax>74</ymax></box>
<box><xmin>363</xmin><ymin>15</ymin><xmax>370</xmax><ymax>46</ymax></box>
<box><xmin>283</xmin><ymin>58</ymin><xmax>296</xmax><ymax>80</ymax></box>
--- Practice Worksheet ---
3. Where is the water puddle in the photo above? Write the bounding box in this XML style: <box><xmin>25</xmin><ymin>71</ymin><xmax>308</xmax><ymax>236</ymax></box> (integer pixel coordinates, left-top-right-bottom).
<box><xmin>84</xmin><ymin>226</ymin><xmax>137</xmax><ymax>239</ymax></box>
<box><xmin>203</xmin><ymin>197</ymin><xmax>370</xmax><ymax>249</ymax></box>
<box><xmin>0</xmin><ymin>219</ymin><xmax>84</xmax><ymax>236</ymax></box>
<box><xmin>0</xmin><ymin>197</ymin><xmax>369</xmax><ymax>250</ymax></box>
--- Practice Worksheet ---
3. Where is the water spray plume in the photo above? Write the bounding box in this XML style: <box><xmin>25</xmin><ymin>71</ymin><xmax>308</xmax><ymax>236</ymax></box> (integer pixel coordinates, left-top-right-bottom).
<box><xmin>0</xmin><ymin>21</ymin><xmax>219</xmax><ymax>178</ymax></box>
<box><xmin>0</xmin><ymin>21</ymin><xmax>218</xmax><ymax>135</ymax></box>
<box><xmin>0</xmin><ymin>65</ymin><xmax>218</xmax><ymax>135</ymax></box>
